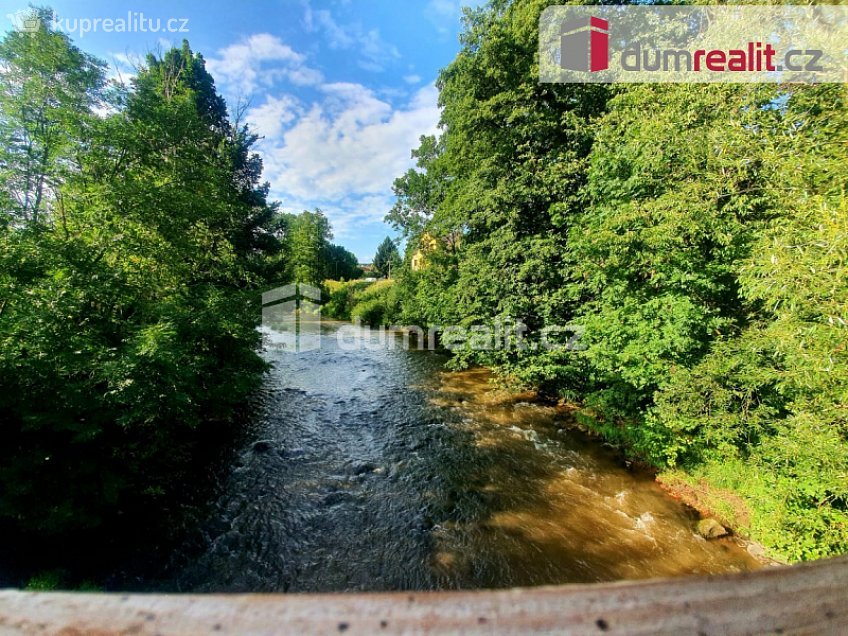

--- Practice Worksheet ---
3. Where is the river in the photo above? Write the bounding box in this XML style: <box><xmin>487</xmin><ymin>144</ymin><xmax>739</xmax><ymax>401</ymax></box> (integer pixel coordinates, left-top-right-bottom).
<box><xmin>157</xmin><ymin>322</ymin><xmax>760</xmax><ymax>592</ymax></box>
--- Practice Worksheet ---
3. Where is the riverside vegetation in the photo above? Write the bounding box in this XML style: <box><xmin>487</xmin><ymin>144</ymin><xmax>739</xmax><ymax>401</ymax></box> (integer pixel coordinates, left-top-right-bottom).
<box><xmin>0</xmin><ymin>0</ymin><xmax>844</xmax><ymax>587</ymax></box>
<box><xmin>0</xmin><ymin>10</ymin><xmax>359</xmax><ymax>585</ymax></box>
<box><xmin>380</xmin><ymin>0</ymin><xmax>848</xmax><ymax>562</ymax></box>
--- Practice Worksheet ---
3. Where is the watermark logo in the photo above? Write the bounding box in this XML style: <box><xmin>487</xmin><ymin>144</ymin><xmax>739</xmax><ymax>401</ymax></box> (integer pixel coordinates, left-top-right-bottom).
<box><xmin>541</xmin><ymin>5</ymin><xmax>848</xmax><ymax>83</ymax></box>
<box><xmin>261</xmin><ymin>283</ymin><xmax>322</xmax><ymax>353</ymax></box>
<box><xmin>259</xmin><ymin>284</ymin><xmax>585</xmax><ymax>355</ymax></box>
<box><xmin>6</xmin><ymin>8</ymin><xmax>189</xmax><ymax>39</ymax></box>
<box><xmin>560</xmin><ymin>16</ymin><xmax>608</xmax><ymax>73</ymax></box>
<box><xmin>7</xmin><ymin>9</ymin><xmax>40</xmax><ymax>33</ymax></box>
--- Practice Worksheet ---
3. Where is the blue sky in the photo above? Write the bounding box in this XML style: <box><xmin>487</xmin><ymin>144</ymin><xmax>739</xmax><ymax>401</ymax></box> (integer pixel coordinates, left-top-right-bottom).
<box><xmin>2</xmin><ymin>1</ymin><xmax>481</xmax><ymax>261</ymax></box>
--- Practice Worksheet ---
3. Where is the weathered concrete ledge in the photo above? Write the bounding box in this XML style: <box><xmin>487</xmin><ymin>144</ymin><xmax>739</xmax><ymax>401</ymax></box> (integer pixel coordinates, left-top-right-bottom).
<box><xmin>1</xmin><ymin>556</ymin><xmax>846</xmax><ymax>635</ymax></box>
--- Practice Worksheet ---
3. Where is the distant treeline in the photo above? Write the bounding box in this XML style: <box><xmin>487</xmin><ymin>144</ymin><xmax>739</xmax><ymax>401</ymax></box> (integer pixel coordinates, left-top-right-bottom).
<box><xmin>385</xmin><ymin>0</ymin><xmax>847</xmax><ymax>561</ymax></box>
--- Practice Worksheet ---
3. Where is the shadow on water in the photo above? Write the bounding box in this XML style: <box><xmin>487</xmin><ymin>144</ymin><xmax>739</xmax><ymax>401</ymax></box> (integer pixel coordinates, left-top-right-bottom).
<box><xmin>149</xmin><ymin>323</ymin><xmax>760</xmax><ymax>593</ymax></box>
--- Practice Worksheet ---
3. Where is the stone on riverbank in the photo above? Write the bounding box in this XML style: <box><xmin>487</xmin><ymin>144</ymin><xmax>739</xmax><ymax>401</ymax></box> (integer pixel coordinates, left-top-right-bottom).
<box><xmin>697</xmin><ymin>518</ymin><xmax>728</xmax><ymax>539</ymax></box>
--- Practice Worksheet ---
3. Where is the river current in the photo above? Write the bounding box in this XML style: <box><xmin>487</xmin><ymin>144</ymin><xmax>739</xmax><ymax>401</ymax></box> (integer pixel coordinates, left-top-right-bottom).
<box><xmin>158</xmin><ymin>322</ymin><xmax>760</xmax><ymax>592</ymax></box>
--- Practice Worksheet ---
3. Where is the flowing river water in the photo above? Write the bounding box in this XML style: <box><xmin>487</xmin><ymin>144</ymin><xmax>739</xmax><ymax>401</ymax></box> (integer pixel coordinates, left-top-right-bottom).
<box><xmin>159</xmin><ymin>322</ymin><xmax>761</xmax><ymax>592</ymax></box>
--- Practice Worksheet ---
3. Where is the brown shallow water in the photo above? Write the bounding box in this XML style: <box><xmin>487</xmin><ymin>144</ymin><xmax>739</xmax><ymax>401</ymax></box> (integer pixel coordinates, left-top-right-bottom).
<box><xmin>157</xmin><ymin>323</ymin><xmax>760</xmax><ymax>592</ymax></box>
<box><xmin>427</xmin><ymin>368</ymin><xmax>761</xmax><ymax>585</ymax></box>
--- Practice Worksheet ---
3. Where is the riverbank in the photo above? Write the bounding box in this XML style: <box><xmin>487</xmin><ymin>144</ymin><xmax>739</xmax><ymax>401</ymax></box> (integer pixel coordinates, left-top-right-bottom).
<box><xmin>5</xmin><ymin>321</ymin><xmax>768</xmax><ymax>591</ymax></box>
<box><xmin>512</xmin><ymin>389</ymin><xmax>785</xmax><ymax>568</ymax></box>
<box><xmin>654</xmin><ymin>472</ymin><xmax>783</xmax><ymax>566</ymax></box>
<box><xmin>428</xmin><ymin>361</ymin><xmax>779</xmax><ymax>568</ymax></box>
<box><xmin>430</xmin><ymin>366</ymin><xmax>762</xmax><ymax>579</ymax></box>
<box><xmin>317</xmin><ymin>316</ymin><xmax>782</xmax><ymax>569</ymax></box>
<box><xmin>310</xmin><ymin>311</ymin><xmax>785</xmax><ymax>568</ymax></box>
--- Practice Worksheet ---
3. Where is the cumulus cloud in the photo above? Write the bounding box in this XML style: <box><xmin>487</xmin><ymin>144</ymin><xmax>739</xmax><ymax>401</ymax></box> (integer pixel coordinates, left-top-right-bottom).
<box><xmin>201</xmin><ymin>26</ymin><xmax>440</xmax><ymax>251</ymax></box>
<box><xmin>206</xmin><ymin>33</ymin><xmax>323</xmax><ymax>95</ymax></box>
<box><xmin>258</xmin><ymin>83</ymin><xmax>439</xmax><ymax>202</ymax></box>
<box><xmin>246</xmin><ymin>95</ymin><xmax>300</xmax><ymax>139</ymax></box>
<box><xmin>303</xmin><ymin>5</ymin><xmax>400</xmax><ymax>72</ymax></box>
<box><xmin>246</xmin><ymin>82</ymin><xmax>439</xmax><ymax>240</ymax></box>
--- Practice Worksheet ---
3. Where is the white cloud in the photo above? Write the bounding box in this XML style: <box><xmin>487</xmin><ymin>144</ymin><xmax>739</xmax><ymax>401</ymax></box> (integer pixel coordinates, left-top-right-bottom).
<box><xmin>304</xmin><ymin>6</ymin><xmax>400</xmax><ymax>72</ymax></box>
<box><xmin>206</xmin><ymin>33</ymin><xmax>323</xmax><ymax>95</ymax></box>
<box><xmin>305</xmin><ymin>7</ymin><xmax>354</xmax><ymax>48</ymax></box>
<box><xmin>106</xmin><ymin>52</ymin><xmax>140</xmax><ymax>85</ymax></box>
<box><xmin>287</xmin><ymin>66</ymin><xmax>324</xmax><ymax>87</ymax></box>
<box><xmin>246</xmin><ymin>95</ymin><xmax>300</xmax><ymax>139</ymax></box>
<box><xmin>260</xmin><ymin>83</ymin><xmax>439</xmax><ymax>200</ymax></box>
<box><xmin>425</xmin><ymin>0</ymin><xmax>486</xmax><ymax>35</ymax></box>
<box><xmin>199</xmin><ymin>26</ymin><xmax>440</xmax><ymax>252</ymax></box>
<box><xmin>337</xmin><ymin>194</ymin><xmax>396</xmax><ymax>231</ymax></box>
<box><xmin>329</xmin><ymin>195</ymin><xmax>398</xmax><ymax>247</ymax></box>
<box><xmin>252</xmin><ymin>83</ymin><xmax>440</xmax><ymax>239</ymax></box>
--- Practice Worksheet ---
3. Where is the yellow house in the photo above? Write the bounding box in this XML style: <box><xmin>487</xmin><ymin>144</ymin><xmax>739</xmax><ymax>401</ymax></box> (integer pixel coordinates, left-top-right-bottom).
<box><xmin>411</xmin><ymin>232</ymin><xmax>463</xmax><ymax>271</ymax></box>
<box><xmin>410</xmin><ymin>233</ymin><xmax>439</xmax><ymax>271</ymax></box>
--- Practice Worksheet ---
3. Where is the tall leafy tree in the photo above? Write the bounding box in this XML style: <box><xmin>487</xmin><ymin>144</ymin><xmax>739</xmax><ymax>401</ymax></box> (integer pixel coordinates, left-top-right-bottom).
<box><xmin>323</xmin><ymin>243</ymin><xmax>362</xmax><ymax>281</ymax></box>
<box><xmin>567</xmin><ymin>83</ymin><xmax>777</xmax><ymax>421</ymax></box>
<box><xmin>390</xmin><ymin>0</ymin><xmax>611</xmax><ymax>372</ymax></box>
<box><xmin>0</xmin><ymin>8</ymin><xmax>115</xmax><ymax>534</ymax></box>
<box><xmin>285</xmin><ymin>210</ymin><xmax>332</xmax><ymax>284</ymax></box>
<box><xmin>0</xmin><ymin>7</ymin><xmax>105</xmax><ymax>224</ymax></box>
<box><xmin>648</xmin><ymin>85</ymin><xmax>848</xmax><ymax>560</ymax></box>
<box><xmin>0</xmin><ymin>31</ymin><xmax>279</xmax><ymax>544</ymax></box>
<box><xmin>373</xmin><ymin>236</ymin><xmax>401</xmax><ymax>278</ymax></box>
<box><xmin>387</xmin><ymin>134</ymin><xmax>448</xmax><ymax>242</ymax></box>
<box><xmin>391</xmin><ymin>0</ymin><xmax>848</xmax><ymax>560</ymax></box>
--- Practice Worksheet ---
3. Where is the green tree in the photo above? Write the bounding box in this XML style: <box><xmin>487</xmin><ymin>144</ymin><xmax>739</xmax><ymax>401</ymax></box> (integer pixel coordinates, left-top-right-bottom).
<box><xmin>285</xmin><ymin>210</ymin><xmax>332</xmax><ymax>284</ymax></box>
<box><xmin>387</xmin><ymin>134</ymin><xmax>447</xmax><ymax>241</ymax></box>
<box><xmin>648</xmin><ymin>85</ymin><xmax>848</xmax><ymax>560</ymax></box>
<box><xmin>391</xmin><ymin>0</ymin><xmax>848</xmax><ymax>561</ymax></box>
<box><xmin>0</xmin><ymin>7</ymin><xmax>106</xmax><ymax>224</ymax></box>
<box><xmin>373</xmin><ymin>236</ymin><xmax>400</xmax><ymax>279</ymax></box>
<box><xmin>565</xmin><ymin>83</ymin><xmax>776</xmax><ymax>423</ymax></box>
<box><xmin>0</xmin><ymin>31</ymin><xmax>277</xmax><ymax>542</ymax></box>
<box><xmin>390</xmin><ymin>0</ymin><xmax>611</xmax><ymax>376</ymax></box>
<box><xmin>324</xmin><ymin>243</ymin><xmax>362</xmax><ymax>281</ymax></box>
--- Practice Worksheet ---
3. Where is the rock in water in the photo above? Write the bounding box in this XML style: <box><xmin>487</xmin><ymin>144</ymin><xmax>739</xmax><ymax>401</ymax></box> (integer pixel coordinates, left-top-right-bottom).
<box><xmin>252</xmin><ymin>440</ymin><xmax>276</xmax><ymax>453</ymax></box>
<box><xmin>697</xmin><ymin>518</ymin><xmax>728</xmax><ymax>539</ymax></box>
<box><xmin>352</xmin><ymin>462</ymin><xmax>377</xmax><ymax>475</ymax></box>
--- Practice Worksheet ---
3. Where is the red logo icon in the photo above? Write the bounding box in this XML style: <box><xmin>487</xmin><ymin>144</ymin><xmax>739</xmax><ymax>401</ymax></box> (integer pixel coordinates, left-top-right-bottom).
<box><xmin>560</xmin><ymin>16</ymin><xmax>609</xmax><ymax>73</ymax></box>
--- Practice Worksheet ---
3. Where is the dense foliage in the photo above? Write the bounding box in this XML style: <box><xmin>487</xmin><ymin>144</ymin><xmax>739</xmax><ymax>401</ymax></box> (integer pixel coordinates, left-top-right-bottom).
<box><xmin>0</xmin><ymin>12</ymin><xmax>368</xmax><ymax>558</ymax></box>
<box><xmin>324</xmin><ymin>279</ymin><xmax>399</xmax><ymax>326</ymax></box>
<box><xmin>0</xmin><ymin>14</ymin><xmax>285</xmax><ymax>543</ymax></box>
<box><xmin>372</xmin><ymin>236</ymin><xmax>401</xmax><ymax>279</ymax></box>
<box><xmin>2</xmin><ymin>0</ymin><xmax>845</xmax><ymax>573</ymax></box>
<box><xmin>277</xmin><ymin>209</ymin><xmax>361</xmax><ymax>285</ymax></box>
<box><xmin>323</xmin><ymin>243</ymin><xmax>363</xmax><ymax>281</ymax></box>
<box><xmin>389</xmin><ymin>0</ymin><xmax>848</xmax><ymax>560</ymax></box>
